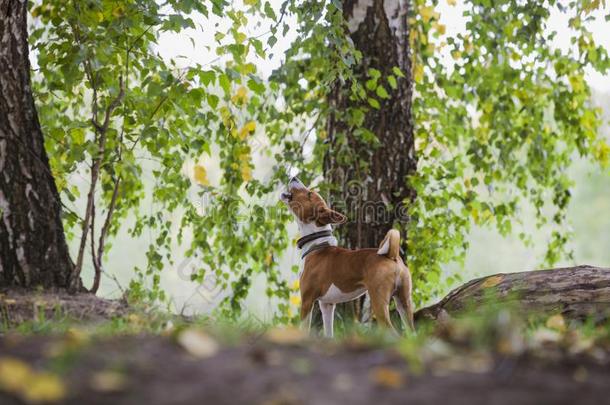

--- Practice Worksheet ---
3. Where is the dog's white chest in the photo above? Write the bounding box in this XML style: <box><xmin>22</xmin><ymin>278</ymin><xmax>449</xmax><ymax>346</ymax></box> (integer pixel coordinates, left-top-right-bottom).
<box><xmin>319</xmin><ymin>283</ymin><xmax>367</xmax><ymax>304</ymax></box>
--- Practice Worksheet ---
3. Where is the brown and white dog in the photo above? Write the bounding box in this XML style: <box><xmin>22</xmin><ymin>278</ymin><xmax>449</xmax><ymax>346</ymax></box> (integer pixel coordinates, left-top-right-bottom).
<box><xmin>281</xmin><ymin>177</ymin><xmax>415</xmax><ymax>337</ymax></box>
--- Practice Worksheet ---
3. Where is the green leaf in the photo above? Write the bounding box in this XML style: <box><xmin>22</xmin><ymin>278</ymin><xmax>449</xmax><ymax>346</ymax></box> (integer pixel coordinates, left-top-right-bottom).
<box><xmin>392</xmin><ymin>66</ymin><xmax>405</xmax><ymax>78</ymax></box>
<box><xmin>247</xmin><ymin>78</ymin><xmax>266</xmax><ymax>95</ymax></box>
<box><xmin>207</xmin><ymin>94</ymin><xmax>219</xmax><ymax>109</ymax></box>
<box><xmin>368</xmin><ymin>68</ymin><xmax>381</xmax><ymax>80</ymax></box>
<box><xmin>218</xmin><ymin>73</ymin><xmax>231</xmax><ymax>95</ymax></box>
<box><xmin>376</xmin><ymin>85</ymin><xmax>389</xmax><ymax>99</ymax></box>
<box><xmin>264</xmin><ymin>2</ymin><xmax>277</xmax><ymax>20</ymax></box>
<box><xmin>199</xmin><ymin>70</ymin><xmax>216</xmax><ymax>86</ymax></box>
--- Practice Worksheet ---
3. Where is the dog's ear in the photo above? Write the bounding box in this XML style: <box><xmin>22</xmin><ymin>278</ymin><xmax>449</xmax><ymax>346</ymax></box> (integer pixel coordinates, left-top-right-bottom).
<box><xmin>316</xmin><ymin>208</ymin><xmax>347</xmax><ymax>226</ymax></box>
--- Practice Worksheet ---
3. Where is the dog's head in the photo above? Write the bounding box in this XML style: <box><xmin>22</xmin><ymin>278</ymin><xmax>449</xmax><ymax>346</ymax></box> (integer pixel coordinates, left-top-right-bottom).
<box><xmin>280</xmin><ymin>177</ymin><xmax>347</xmax><ymax>227</ymax></box>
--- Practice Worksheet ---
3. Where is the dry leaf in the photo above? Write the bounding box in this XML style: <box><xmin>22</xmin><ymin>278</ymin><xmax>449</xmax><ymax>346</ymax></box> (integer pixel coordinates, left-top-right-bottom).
<box><xmin>0</xmin><ymin>357</ymin><xmax>31</xmax><ymax>392</ymax></box>
<box><xmin>90</xmin><ymin>371</ymin><xmax>128</xmax><ymax>392</ymax></box>
<box><xmin>64</xmin><ymin>328</ymin><xmax>89</xmax><ymax>347</ymax></box>
<box><xmin>177</xmin><ymin>329</ymin><xmax>219</xmax><ymax>358</ymax></box>
<box><xmin>265</xmin><ymin>327</ymin><xmax>307</xmax><ymax>345</ymax></box>
<box><xmin>23</xmin><ymin>373</ymin><xmax>66</xmax><ymax>404</ymax></box>
<box><xmin>546</xmin><ymin>314</ymin><xmax>566</xmax><ymax>332</ymax></box>
<box><xmin>531</xmin><ymin>328</ymin><xmax>561</xmax><ymax>345</ymax></box>
<box><xmin>369</xmin><ymin>366</ymin><xmax>404</xmax><ymax>389</ymax></box>
<box><xmin>568</xmin><ymin>335</ymin><xmax>594</xmax><ymax>355</ymax></box>
<box><xmin>0</xmin><ymin>357</ymin><xmax>65</xmax><ymax>403</ymax></box>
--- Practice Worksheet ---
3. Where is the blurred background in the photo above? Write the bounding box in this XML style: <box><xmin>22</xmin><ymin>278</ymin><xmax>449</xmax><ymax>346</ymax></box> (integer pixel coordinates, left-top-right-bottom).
<box><xmin>70</xmin><ymin>0</ymin><xmax>610</xmax><ymax>319</ymax></box>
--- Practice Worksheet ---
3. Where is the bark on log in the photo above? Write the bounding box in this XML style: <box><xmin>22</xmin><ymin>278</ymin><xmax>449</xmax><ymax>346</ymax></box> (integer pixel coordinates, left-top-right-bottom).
<box><xmin>415</xmin><ymin>265</ymin><xmax>610</xmax><ymax>322</ymax></box>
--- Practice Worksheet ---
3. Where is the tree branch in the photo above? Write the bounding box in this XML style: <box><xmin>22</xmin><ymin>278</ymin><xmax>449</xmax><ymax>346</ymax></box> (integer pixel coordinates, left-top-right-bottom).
<box><xmin>91</xmin><ymin>175</ymin><xmax>120</xmax><ymax>294</ymax></box>
<box><xmin>71</xmin><ymin>77</ymin><xmax>125</xmax><ymax>292</ymax></box>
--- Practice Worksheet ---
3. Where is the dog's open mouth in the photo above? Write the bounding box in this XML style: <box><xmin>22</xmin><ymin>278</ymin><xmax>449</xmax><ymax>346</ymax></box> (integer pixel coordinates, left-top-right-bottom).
<box><xmin>280</xmin><ymin>192</ymin><xmax>292</xmax><ymax>202</ymax></box>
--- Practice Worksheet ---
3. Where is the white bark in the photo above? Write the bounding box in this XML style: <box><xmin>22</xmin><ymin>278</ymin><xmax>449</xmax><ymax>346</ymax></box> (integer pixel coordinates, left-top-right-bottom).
<box><xmin>383</xmin><ymin>0</ymin><xmax>409</xmax><ymax>66</ymax></box>
<box><xmin>347</xmin><ymin>0</ymin><xmax>372</xmax><ymax>33</ymax></box>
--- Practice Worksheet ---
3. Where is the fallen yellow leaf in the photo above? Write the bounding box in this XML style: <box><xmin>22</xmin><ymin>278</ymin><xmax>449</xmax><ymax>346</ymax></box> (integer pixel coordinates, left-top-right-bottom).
<box><xmin>90</xmin><ymin>371</ymin><xmax>128</xmax><ymax>392</ymax></box>
<box><xmin>531</xmin><ymin>328</ymin><xmax>561</xmax><ymax>345</ymax></box>
<box><xmin>546</xmin><ymin>314</ymin><xmax>566</xmax><ymax>332</ymax></box>
<box><xmin>23</xmin><ymin>373</ymin><xmax>66</xmax><ymax>404</ymax></box>
<box><xmin>265</xmin><ymin>327</ymin><xmax>307</xmax><ymax>345</ymax></box>
<box><xmin>0</xmin><ymin>357</ymin><xmax>31</xmax><ymax>392</ymax></box>
<box><xmin>64</xmin><ymin>327</ymin><xmax>89</xmax><ymax>347</ymax></box>
<box><xmin>369</xmin><ymin>366</ymin><xmax>404</xmax><ymax>389</ymax></box>
<box><xmin>177</xmin><ymin>329</ymin><xmax>219</xmax><ymax>358</ymax></box>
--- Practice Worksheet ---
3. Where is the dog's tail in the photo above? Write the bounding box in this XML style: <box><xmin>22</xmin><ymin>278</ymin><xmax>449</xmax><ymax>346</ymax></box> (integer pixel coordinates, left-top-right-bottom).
<box><xmin>377</xmin><ymin>229</ymin><xmax>400</xmax><ymax>260</ymax></box>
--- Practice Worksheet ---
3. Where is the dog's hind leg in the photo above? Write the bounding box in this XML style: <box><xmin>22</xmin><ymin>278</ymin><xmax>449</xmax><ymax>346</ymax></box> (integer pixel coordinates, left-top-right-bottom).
<box><xmin>318</xmin><ymin>301</ymin><xmax>336</xmax><ymax>338</ymax></box>
<box><xmin>394</xmin><ymin>270</ymin><xmax>415</xmax><ymax>332</ymax></box>
<box><xmin>369</xmin><ymin>287</ymin><xmax>398</xmax><ymax>335</ymax></box>
<box><xmin>394</xmin><ymin>296</ymin><xmax>414</xmax><ymax>332</ymax></box>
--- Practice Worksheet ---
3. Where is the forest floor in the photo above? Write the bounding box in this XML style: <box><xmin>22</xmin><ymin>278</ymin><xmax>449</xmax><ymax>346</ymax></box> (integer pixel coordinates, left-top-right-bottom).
<box><xmin>1</xmin><ymin>292</ymin><xmax>610</xmax><ymax>404</ymax></box>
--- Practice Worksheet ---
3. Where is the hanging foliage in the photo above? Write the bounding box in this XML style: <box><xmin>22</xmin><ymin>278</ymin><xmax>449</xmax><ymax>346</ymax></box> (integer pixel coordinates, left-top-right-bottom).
<box><xmin>29</xmin><ymin>0</ymin><xmax>609</xmax><ymax>318</ymax></box>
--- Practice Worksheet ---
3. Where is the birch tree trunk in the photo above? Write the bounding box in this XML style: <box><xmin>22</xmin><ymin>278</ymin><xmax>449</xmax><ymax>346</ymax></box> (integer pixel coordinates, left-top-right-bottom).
<box><xmin>319</xmin><ymin>0</ymin><xmax>416</xmax><ymax>324</ymax></box>
<box><xmin>0</xmin><ymin>0</ymin><xmax>77</xmax><ymax>289</ymax></box>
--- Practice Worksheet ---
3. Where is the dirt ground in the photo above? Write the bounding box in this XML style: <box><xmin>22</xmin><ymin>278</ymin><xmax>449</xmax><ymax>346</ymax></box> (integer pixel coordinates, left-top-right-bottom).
<box><xmin>0</xmin><ymin>289</ymin><xmax>128</xmax><ymax>325</ymax></box>
<box><xmin>1</xmin><ymin>332</ymin><xmax>610</xmax><ymax>405</ymax></box>
<box><xmin>1</xmin><ymin>291</ymin><xmax>610</xmax><ymax>404</ymax></box>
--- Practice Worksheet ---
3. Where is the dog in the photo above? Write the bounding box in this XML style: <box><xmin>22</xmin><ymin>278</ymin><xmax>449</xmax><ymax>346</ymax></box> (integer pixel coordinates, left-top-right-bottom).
<box><xmin>281</xmin><ymin>177</ymin><xmax>415</xmax><ymax>337</ymax></box>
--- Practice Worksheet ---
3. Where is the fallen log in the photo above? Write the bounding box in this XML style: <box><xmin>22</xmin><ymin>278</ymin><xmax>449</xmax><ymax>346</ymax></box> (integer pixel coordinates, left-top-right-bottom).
<box><xmin>415</xmin><ymin>265</ymin><xmax>610</xmax><ymax>322</ymax></box>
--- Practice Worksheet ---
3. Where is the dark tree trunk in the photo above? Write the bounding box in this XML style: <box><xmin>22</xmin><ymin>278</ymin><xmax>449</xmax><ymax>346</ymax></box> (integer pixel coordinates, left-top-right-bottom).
<box><xmin>317</xmin><ymin>0</ymin><xmax>416</xmax><ymax>324</ymax></box>
<box><xmin>415</xmin><ymin>265</ymin><xmax>610</xmax><ymax>323</ymax></box>
<box><xmin>325</xmin><ymin>0</ymin><xmax>416</xmax><ymax>248</ymax></box>
<box><xmin>0</xmin><ymin>1</ymin><xmax>77</xmax><ymax>288</ymax></box>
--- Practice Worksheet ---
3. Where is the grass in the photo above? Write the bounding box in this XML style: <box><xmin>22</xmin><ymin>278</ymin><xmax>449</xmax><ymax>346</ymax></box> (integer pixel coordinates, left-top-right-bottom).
<box><xmin>4</xmin><ymin>295</ymin><xmax>610</xmax><ymax>370</ymax></box>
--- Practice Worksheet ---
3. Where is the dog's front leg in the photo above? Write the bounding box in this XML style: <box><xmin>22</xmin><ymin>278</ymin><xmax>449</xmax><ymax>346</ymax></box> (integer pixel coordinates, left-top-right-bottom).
<box><xmin>300</xmin><ymin>295</ymin><xmax>315</xmax><ymax>333</ymax></box>
<box><xmin>318</xmin><ymin>302</ymin><xmax>336</xmax><ymax>338</ymax></box>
